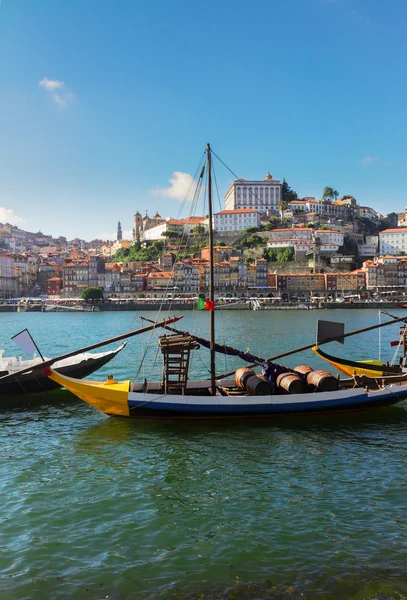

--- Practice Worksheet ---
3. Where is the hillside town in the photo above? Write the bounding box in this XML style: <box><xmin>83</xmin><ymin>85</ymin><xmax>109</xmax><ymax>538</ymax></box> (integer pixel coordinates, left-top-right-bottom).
<box><xmin>2</xmin><ymin>174</ymin><xmax>407</xmax><ymax>302</ymax></box>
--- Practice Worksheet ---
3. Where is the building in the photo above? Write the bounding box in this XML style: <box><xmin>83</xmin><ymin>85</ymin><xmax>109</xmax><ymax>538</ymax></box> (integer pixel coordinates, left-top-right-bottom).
<box><xmin>47</xmin><ymin>277</ymin><xmax>63</xmax><ymax>297</ymax></box>
<box><xmin>358</xmin><ymin>235</ymin><xmax>379</xmax><ymax>258</ymax></box>
<box><xmin>379</xmin><ymin>228</ymin><xmax>407</xmax><ymax>255</ymax></box>
<box><xmin>147</xmin><ymin>271</ymin><xmax>174</xmax><ymax>291</ymax></box>
<box><xmin>133</xmin><ymin>211</ymin><xmax>166</xmax><ymax>242</ymax></box>
<box><xmin>213</xmin><ymin>209</ymin><xmax>260</xmax><ymax>232</ymax></box>
<box><xmin>200</xmin><ymin>246</ymin><xmax>232</xmax><ymax>263</ymax></box>
<box><xmin>224</xmin><ymin>173</ymin><xmax>282</xmax><ymax>214</ymax></box>
<box><xmin>117</xmin><ymin>221</ymin><xmax>122</xmax><ymax>241</ymax></box>
<box><xmin>0</xmin><ymin>252</ymin><xmax>18</xmax><ymax>298</ymax></box>
<box><xmin>314</xmin><ymin>230</ymin><xmax>344</xmax><ymax>248</ymax></box>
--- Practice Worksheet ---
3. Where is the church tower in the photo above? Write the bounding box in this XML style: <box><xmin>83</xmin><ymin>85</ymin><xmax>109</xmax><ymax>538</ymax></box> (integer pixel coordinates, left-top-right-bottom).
<box><xmin>133</xmin><ymin>211</ymin><xmax>143</xmax><ymax>241</ymax></box>
<box><xmin>117</xmin><ymin>221</ymin><xmax>122</xmax><ymax>241</ymax></box>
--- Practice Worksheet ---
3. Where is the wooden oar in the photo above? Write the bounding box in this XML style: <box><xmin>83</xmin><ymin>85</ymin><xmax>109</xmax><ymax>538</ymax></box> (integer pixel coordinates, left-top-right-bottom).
<box><xmin>215</xmin><ymin>314</ymin><xmax>407</xmax><ymax>380</ymax></box>
<box><xmin>0</xmin><ymin>315</ymin><xmax>183</xmax><ymax>382</ymax></box>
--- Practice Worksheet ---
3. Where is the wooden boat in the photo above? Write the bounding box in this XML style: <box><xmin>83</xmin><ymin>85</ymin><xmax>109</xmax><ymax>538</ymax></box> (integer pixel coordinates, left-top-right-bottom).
<box><xmin>0</xmin><ymin>344</ymin><xmax>125</xmax><ymax>399</ymax></box>
<box><xmin>313</xmin><ymin>321</ymin><xmax>407</xmax><ymax>378</ymax></box>
<box><xmin>43</xmin><ymin>145</ymin><xmax>407</xmax><ymax>419</ymax></box>
<box><xmin>45</xmin><ymin>367</ymin><xmax>407</xmax><ymax>419</ymax></box>
<box><xmin>312</xmin><ymin>345</ymin><xmax>403</xmax><ymax>378</ymax></box>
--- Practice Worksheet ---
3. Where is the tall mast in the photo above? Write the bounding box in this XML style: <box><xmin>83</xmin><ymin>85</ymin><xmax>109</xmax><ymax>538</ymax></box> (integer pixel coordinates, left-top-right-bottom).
<box><xmin>206</xmin><ymin>143</ymin><xmax>216</xmax><ymax>395</ymax></box>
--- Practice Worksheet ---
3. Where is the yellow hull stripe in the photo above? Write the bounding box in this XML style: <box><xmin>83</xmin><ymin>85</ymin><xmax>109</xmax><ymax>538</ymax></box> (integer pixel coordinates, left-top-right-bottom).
<box><xmin>312</xmin><ymin>346</ymin><xmax>385</xmax><ymax>378</ymax></box>
<box><xmin>48</xmin><ymin>369</ymin><xmax>131</xmax><ymax>416</ymax></box>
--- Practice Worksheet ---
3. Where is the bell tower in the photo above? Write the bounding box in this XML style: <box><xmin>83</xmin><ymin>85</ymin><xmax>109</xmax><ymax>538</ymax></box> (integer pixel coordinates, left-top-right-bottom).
<box><xmin>133</xmin><ymin>211</ymin><xmax>143</xmax><ymax>241</ymax></box>
<box><xmin>117</xmin><ymin>221</ymin><xmax>122</xmax><ymax>241</ymax></box>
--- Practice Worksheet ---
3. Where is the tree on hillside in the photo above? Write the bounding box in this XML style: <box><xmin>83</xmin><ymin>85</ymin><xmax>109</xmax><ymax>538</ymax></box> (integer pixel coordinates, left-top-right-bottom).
<box><xmin>278</xmin><ymin>200</ymin><xmax>289</xmax><ymax>219</ymax></box>
<box><xmin>263</xmin><ymin>247</ymin><xmax>295</xmax><ymax>263</ymax></box>
<box><xmin>82</xmin><ymin>287</ymin><xmax>104</xmax><ymax>302</ymax></box>
<box><xmin>245</xmin><ymin>226</ymin><xmax>259</xmax><ymax>234</ymax></box>
<box><xmin>191</xmin><ymin>225</ymin><xmax>206</xmax><ymax>236</ymax></box>
<box><xmin>161</xmin><ymin>230</ymin><xmax>180</xmax><ymax>239</ymax></box>
<box><xmin>281</xmin><ymin>179</ymin><xmax>298</xmax><ymax>202</ymax></box>
<box><xmin>323</xmin><ymin>186</ymin><xmax>339</xmax><ymax>201</ymax></box>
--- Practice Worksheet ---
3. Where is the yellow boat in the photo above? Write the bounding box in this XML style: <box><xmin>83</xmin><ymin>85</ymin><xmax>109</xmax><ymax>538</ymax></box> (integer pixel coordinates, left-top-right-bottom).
<box><xmin>312</xmin><ymin>345</ymin><xmax>403</xmax><ymax>378</ymax></box>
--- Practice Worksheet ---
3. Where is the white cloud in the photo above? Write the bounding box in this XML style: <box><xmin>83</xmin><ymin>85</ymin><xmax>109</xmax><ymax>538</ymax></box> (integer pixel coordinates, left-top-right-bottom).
<box><xmin>39</xmin><ymin>77</ymin><xmax>75</xmax><ymax>107</ymax></box>
<box><xmin>39</xmin><ymin>78</ymin><xmax>64</xmax><ymax>91</ymax></box>
<box><xmin>0</xmin><ymin>207</ymin><xmax>23</xmax><ymax>225</ymax></box>
<box><xmin>362</xmin><ymin>156</ymin><xmax>379</xmax><ymax>166</ymax></box>
<box><xmin>152</xmin><ymin>171</ymin><xmax>195</xmax><ymax>201</ymax></box>
<box><xmin>53</xmin><ymin>91</ymin><xmax>75</xmax><ymax>107</ymax></box>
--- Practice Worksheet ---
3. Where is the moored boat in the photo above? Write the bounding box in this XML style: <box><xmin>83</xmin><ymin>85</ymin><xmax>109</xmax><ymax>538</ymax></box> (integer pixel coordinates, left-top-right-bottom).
<box><xmin>43</xmin><ymin>145</ymin><xmax>407</xmax><ymax>420</ymax></box>
<box><xmin>45</xmin><ymin>366</ymin><xmax>407</xmax><ymax>419</ymax></box>
<box><xmin>0</xmin><ymin>345</ymin><xmax>125</xmax><ymax>402</ymax></box>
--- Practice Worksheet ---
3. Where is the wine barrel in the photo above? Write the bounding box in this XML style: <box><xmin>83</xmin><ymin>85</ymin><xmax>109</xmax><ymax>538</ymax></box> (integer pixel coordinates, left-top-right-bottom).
<box><xmin>294</xmin><ymin>365</ymin><xmax>313</xmax><ymax>376</ymax></box>
<box><xmin>276</xmin><ymin>372</ymin><xmax>308</xmax><ymax>394</ymax></box>
<box><xmin>307</xmin><ymin>370</ymin><xmax>339</xmax><ymax>392</ymax></box>
<box><xmin>245</xmin><ymin>375</ymin><xmax>273</xmax><ymax>396</ymax></box>
<box><xmin>235</xmin><ymin>367</ymin><xmax>255</xmax><ymax>389</ymax></box>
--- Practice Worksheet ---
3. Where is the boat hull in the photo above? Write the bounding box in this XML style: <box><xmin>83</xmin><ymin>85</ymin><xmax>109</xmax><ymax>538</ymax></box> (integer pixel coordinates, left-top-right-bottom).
<box><xmin>0</xmin><ymin>346</ymin><xmax>124</xmax><ymax>404</ymax></box>
<box><xmin>46</xmin><ymin>369</ymin><xmax>407</xmax><ymax>419</ymax></box>
<box><xmin>312</xmin><ymin>345</ymin><xmax>402</xmax><ymax>378</ymax></box>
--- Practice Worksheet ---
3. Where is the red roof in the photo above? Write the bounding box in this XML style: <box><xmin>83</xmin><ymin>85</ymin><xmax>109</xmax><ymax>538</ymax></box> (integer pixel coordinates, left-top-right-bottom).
<box><xmin>167</xmin><ymin>217</ymin><xmax>206</xmax><ymax>225</ymax></box>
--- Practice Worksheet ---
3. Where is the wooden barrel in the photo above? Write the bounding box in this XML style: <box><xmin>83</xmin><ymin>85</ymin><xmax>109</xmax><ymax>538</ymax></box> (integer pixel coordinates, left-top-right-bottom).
<box><xmin>245</xmin><ymin>375</ymin><xmax>273</xmax><ymax>396</ymax></box>
<box><xmin>307</xmin><ymin>370</ymin><xmax>338</xmax><ymax>392</ymax></box>
<box><xmin>235</xmin><ymin>367</ymin><xmax>255</xmax><ymax>389</ymax></box>
<box><xmin>276</xmin><ymin>372</ymin><xmax>308</xmax><ymax>394</ymax></box>
<box><xmin>294</xmin><ymin>365</ymin><xmax>313</xmax><ymax>376</ymax></box>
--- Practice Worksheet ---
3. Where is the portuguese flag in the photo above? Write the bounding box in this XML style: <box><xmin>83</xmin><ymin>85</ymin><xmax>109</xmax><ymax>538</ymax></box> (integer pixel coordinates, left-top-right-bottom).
<box><xmin>198</xmin><ymin>294</ymin><xmax>215</xmax><ymax>311</ymax></box>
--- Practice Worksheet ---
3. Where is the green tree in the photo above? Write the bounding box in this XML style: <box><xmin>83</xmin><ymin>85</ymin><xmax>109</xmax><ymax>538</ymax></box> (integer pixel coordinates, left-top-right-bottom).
<box><xmin>281</xmin><ymin>179</ymin><xmax>298</xmax><ymax>202</ymax></box>
<box><xmin>323</xmin><ymin>186</ymin><xmax>339</xmax><ymax>201</ymax></box>
<box><xmin>161</xmin><ymin>230</ymin><xmax>180</xmax><ymax>239</ymax></box>
<box><xmin>278</xmin><ymin>200</ymin><xmax>289</xmax><ymax>219</ymax></box>
<box><xmin>81</xmin><ymin>287</ymin><xmax>104</xmax><ymax>302</ymax></box>
<box><xmin>245</xmin><ymin>226</ymin><xmax>259</xmax><ymax>234</ymax></box>
<box><xmin>191</xmin><ymin>225</ymin><xmax>206</xmax><ymax>236</ymax></box>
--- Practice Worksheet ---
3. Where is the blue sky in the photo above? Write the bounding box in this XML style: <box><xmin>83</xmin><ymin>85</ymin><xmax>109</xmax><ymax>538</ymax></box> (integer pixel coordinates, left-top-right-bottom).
<box><xmin>1</xmin><ymin>0</ymin><xmax>407</xmax><ymax>241</ymax></box>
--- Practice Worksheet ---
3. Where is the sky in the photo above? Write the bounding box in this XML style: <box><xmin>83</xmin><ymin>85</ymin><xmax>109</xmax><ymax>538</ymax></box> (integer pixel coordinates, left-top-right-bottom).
<box><xmin>1</xmin><ymin>0</ymin><xmax>407</xmax><ymax>241</ymax></box>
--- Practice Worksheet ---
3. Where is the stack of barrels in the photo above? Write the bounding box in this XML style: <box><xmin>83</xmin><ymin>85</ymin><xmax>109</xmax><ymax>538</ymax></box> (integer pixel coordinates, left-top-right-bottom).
<box><xmin>235</xmin><ymin>365</ymin><xmax>338</xmax><ymax>396</ymax></box>
<box><xmin>235</xmin><ymin>368</ymin><xmax>273</xmax><ymax>396</ymax></box>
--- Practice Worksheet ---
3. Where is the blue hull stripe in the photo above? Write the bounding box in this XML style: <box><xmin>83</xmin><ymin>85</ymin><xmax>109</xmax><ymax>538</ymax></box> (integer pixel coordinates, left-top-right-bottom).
<box><xmin>127</xmin><ymin>390</ymin><xmax>407</xmax><ymax>414</ymax></box>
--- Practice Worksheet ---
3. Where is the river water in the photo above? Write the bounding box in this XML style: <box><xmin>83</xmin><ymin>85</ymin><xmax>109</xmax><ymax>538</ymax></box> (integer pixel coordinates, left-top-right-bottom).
<box><xmin>1</xmin><ymin>309</ymin><xmax>407</xmax><ymax>600</ymax></box>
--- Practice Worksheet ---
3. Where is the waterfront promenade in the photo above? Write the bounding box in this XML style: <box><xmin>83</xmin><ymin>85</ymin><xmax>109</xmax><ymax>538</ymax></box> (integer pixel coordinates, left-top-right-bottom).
<box><xmin>0</xmin><ymin>300</ymin><xmax>405</xmax><ymax>312</ymax></box>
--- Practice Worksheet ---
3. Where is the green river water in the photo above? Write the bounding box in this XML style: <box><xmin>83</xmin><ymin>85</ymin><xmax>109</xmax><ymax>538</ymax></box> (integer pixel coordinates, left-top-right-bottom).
<box><xmin>1</xmin><ymin>309</ymin><xmax>407</xmax><ymax>600</ymax></box>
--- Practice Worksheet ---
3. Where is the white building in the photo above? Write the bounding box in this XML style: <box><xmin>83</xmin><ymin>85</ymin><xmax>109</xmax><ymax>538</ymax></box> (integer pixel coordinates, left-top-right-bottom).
<box><xmin>224</xmin><ymin>173</ymin><xmax>282</xmax><ymax>214</ymax></box>
<box><xmin>143</xmin><ymin>217</ymin><xmax>208</xmax><ymax>241</ymax></box>
<box><xmin>267</xmin><ymin>239</ymin><xmax>310</xmax><ymax>251</ymax></box>
<box><xmin>268</xmin><ymin>228</ymin><xmax>313</xmax><ymax>242</ymax></box>
<box><xmin>267</xmin><ymin>228</ymin><xmax>343</xmax><ymax>253</ymax></box>
<box><xmin>379</xmin><ymin>228</ymin><xmax>407</xmax><ymax>255</ymax></box>
<box><xmin>142</xmin><ymin>221</ymin><xmax>169</xmax><ymax>241</ymax></box>
<box><xmin>314</xmin><ymin>229</ymin><xmax>344</xmax><ymax>247</ymax></box>
<box><xmin>358</xmin><ymin>235</ymin><xmax>379</xmax><ymax>257</ymax></box>
<box><xmin>214</xmin><ymin>209</ymin><xmax>260</xmax><ymax>232</ymax></box>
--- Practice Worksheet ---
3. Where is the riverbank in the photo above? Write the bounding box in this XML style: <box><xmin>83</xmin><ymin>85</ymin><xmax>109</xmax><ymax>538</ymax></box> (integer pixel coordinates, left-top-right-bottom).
<box><xmin>1</xmin><ymin>300</ymin><xmax>406</xmax><ymax>312</ymax></box>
